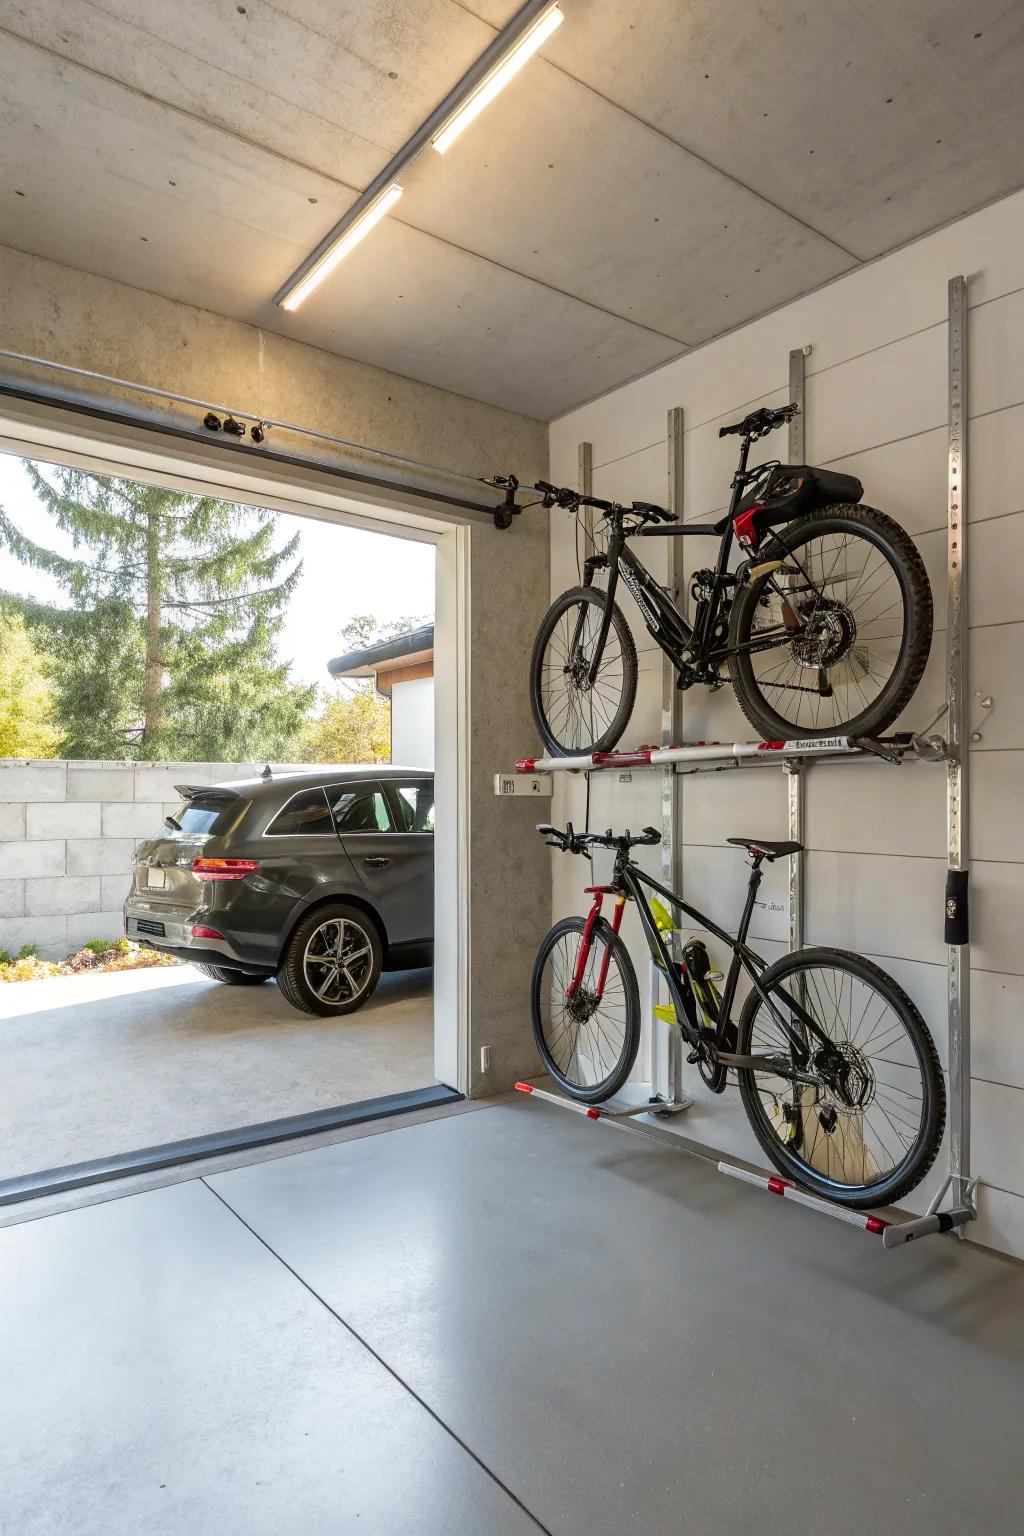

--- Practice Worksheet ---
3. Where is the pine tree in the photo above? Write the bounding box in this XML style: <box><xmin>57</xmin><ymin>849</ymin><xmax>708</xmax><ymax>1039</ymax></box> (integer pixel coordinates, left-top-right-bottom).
<box><xmin>0</xmin><ymin>465</ymin><xmax>314</xmax><ymax>761</ymax></box>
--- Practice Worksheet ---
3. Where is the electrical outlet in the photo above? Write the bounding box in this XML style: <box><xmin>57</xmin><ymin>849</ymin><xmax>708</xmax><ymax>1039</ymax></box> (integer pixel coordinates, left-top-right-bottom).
<box><xmin>494</xmin><ymin>774</ymin><xmax>552</xmax><ymax>797</ymax></box>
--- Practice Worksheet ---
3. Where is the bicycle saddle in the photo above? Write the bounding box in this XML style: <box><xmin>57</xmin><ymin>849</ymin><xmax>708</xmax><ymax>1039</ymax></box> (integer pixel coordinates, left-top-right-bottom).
<box><xmin>726</xmin><ymin>837</ymin><xmax>803</xmax><ymax>860</ymax></box>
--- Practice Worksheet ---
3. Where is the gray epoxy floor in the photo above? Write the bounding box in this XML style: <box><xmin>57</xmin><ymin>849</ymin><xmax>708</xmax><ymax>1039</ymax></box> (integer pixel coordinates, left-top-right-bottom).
<box><xmin>3</xmin><ymin>1101</ymin><xmax>1023</xmax><ymax>1535</ymax></box>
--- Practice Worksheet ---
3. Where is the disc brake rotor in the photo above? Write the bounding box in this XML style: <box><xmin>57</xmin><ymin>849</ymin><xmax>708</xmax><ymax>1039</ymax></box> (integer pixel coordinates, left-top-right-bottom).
<box><xmin>789</xmin><ymin>599</ymin><xmax>857</xmax><ymax>670</ymax></box>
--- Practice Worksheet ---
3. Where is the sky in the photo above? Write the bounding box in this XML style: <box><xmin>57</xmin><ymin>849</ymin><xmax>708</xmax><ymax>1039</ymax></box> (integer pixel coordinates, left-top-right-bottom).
<box><xmin>0</xmin><ymin>454</ymin><xmax>435</xmax><ymax>694</ymax></box>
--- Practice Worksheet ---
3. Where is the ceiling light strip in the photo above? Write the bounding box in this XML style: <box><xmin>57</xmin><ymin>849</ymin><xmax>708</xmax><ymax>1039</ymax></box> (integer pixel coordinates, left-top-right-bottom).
<box><xmin>273</xmin><ymin>0</ymin><xmax>562</xmax><ymax>310</ymax></box>
<box><xmin>279</xmin><ymin>185</ymin><xmax>404</xmax><ymax>311</ymax></box>
<box><xmin>432</xmin><ymin>5</ymin><xmax>563</xmax><ymax>155</ymax></box>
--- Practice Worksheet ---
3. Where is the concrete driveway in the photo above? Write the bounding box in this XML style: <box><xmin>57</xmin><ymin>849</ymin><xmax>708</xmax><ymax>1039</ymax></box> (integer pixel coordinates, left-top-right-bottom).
<box><xmin>0</xmin><ymin>965</ymin><xmax>434</xmax><ymax>1180</ymax></box>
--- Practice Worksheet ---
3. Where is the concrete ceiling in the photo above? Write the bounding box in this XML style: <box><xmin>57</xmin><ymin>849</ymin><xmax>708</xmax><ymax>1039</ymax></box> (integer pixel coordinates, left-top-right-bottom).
<box><xmin>2</xmin><ymin>1</ymin><xmax>1023</xmax><ymax>419</ymax></box>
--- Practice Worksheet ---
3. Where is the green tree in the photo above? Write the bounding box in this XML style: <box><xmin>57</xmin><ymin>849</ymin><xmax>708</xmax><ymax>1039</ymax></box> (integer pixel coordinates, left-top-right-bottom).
<box><xmin>0</xmin><ymin>465</ymin><xmax>314</xmax><ymax>761</ymax></box>
<box><xmin>0</xmin><ymin>608</ymin><xmax>59</xmax><ymax>758</ymax></box>
<box><xmin>301</xmin><ymin>688</ymin><xmax>391</xmax><ymax>764</ymax></box>
<box><xmin>338</xmin><ymin>612</ymin><xmax>431</xmax><ymax>652</ymax></box>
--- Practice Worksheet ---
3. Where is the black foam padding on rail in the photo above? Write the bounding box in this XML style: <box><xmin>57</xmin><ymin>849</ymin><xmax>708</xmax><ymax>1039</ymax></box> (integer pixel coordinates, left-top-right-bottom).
<box><xmin>944</xmin><ymin>869</ymin><xmax>969</xmax><ymax>945</ymax></box>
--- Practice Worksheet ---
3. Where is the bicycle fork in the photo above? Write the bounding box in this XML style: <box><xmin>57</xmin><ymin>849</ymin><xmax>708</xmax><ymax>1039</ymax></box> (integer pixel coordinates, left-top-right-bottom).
<box><xmin>565</xmin><ymin>889</ymin><xmax>625</xmax><ymax>1003</ymax></box>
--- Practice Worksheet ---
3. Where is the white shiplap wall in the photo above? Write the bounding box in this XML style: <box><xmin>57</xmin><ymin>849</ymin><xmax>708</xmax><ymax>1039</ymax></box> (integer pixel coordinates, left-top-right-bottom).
<box><xmin>547</xmin><ymin>189</ymin><xmax>1024</xmax><ymax>1259</ymax></box>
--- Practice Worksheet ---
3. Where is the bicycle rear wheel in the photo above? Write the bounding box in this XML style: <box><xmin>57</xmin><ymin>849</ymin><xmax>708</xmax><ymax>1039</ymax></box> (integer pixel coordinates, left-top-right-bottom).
<box><xmin>728</xmin><ymin>505</ymin><xmax>932</xmax><ymax>741</ymax></box>
<box><xmin>736</xmin><ymin>948</ymin><xmax>945</xmax><ymax>1210</ymax></box>
<box><xmin>530</xmin><ymin>916</ymin><xmax>640</xmax><ymax>1103</ymax></box>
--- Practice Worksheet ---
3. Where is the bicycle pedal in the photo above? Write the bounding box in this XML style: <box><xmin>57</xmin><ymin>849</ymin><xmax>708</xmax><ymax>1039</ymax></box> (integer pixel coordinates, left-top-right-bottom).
<box><xmin>686</xmin><ymin>1049</ymin><xmax>702</xmax><ymax>1065</ymax></box>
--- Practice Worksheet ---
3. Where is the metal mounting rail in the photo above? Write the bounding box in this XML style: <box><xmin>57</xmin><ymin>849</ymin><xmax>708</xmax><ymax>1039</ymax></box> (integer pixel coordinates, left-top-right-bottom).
<box><xmin>515</xmin><ymin>731</ymin><xmax>948</xmax><ymax>775</ymax></box>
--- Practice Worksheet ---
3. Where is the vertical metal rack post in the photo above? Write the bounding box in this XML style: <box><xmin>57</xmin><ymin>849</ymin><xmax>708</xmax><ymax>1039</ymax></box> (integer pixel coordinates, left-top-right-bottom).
<box><xmin>578</xmin><ymin>440</ymin><xmax>594</xmax><ymax>548</ymax></box>
<box><xmin>785</xmin><ymin>347</ymin><xmax>810</xmax><ymax>956</ymax></box>
<box><xmin>945</xmin><ymin>275</ymin><xmax>975</xmax><ymax>1224</ymax></box>
<box><xmin>655</xmin><ymin>406</ymin><xmax>690</xmax><ymax>1107</ymax></box>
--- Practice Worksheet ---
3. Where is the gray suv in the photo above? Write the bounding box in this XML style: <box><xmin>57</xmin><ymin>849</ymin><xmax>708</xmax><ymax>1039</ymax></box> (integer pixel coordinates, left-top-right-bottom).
<box><xmin>125</xmin><ymin>766</ymin><xmax>433</xmax><ymax>1016</ymax></box>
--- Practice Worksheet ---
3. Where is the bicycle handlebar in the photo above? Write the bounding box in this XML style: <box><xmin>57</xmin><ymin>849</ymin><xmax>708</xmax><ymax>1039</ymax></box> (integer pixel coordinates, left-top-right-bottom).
<box><xmin>483</xmin><ymin>475</ymin><xmax>676</xmax><ymax>524</ymax></box>
<box><xmin>719</xmin><ymin>402</ymin><xmax>800</xmax><ymax>440</ymax></box>
<box><xmin>536</xmin><ymin>822</ymin><xmax>661</xmax><ymax>855</ymax></box>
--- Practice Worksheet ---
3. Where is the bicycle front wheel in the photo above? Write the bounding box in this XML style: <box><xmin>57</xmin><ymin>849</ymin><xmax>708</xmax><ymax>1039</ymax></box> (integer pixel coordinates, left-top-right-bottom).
<box><xmin>736</xmin><ymin>948</ymin><xmax>945</xmax><ymax>1210</ymax></box>
<box><xmin>529</xmin><ymin>587</ymin><xmax>637</xmax><ymax>756</ymax></box>
<box><xmin>530</xmin><ymin>916</ymin><xmax>640</xmax><ymax>1103</ymax></box>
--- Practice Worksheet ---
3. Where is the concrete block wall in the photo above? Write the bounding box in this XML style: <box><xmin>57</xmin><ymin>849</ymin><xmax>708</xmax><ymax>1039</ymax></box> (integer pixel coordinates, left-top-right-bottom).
<box><xmin>0</xmin><ymin>759</ymin><xmax>300</xmax><ymax>960</ymax></box>
<box><xmin>548</xmin><ymin>187</ymin><xmax>1024</xmax><ymax>1260</ymax></box>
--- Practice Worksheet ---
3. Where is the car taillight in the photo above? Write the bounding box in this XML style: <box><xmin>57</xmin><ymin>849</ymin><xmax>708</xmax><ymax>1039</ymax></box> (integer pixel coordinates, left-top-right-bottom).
<box><xmin>191</xmin><ymin>857</ymin><xmax>260</xmax><ymax>881</ymax></box>
<box><xmin>191</xmin><ymin>924</ymin><xmax>225</xmax><ymax>940</ymax></box>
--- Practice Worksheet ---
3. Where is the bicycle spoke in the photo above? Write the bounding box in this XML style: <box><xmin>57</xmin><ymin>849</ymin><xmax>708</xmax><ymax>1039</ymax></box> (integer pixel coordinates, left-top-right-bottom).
<box><xmin>744</xmin><ymin>960</ymin><xmax>929</xmax><ymax>1192</ymax></box>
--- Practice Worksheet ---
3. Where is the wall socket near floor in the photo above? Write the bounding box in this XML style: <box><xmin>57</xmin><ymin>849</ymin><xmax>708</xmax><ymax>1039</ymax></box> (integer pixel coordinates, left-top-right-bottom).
<box><xmin>480</xmin><ymin>1045</ymin><xmax>491</xmax><ymax>1073</ymax></box>
<box><xmin>493</xmin><ymin>774</ymin><xmax>552</xmax><ymax>796</ymax></box>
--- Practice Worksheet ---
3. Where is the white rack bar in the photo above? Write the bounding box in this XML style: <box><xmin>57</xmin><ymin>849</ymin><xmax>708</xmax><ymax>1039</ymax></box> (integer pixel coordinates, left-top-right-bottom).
<box><xmin>515</xmin><ymin>1081</ymin><xmax>691</xmax><ymax>1119</ymax></box>
<box><xmin>717</xmin><ymin>1160</ymin><xmax>891</xmax><ymax>1235</ymax></box>
<box><xmin>513</xmin><ymin>1083</ymin><xmax>966</xmax><ymax>1247</ymax></box>
<box><xmin>516</xmin><ymin>732</ymin><xmax>944</xmax><ymax>774</ymax></box>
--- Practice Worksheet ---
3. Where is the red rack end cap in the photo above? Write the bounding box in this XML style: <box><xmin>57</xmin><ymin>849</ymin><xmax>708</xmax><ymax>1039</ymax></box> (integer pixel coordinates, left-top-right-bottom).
<box><xmin>514</xmin><ymin>1081</ymin><xmax>533</xmax><ymax>1093</ymax></box>
<box><xmin>586</xmin><ymin>1107</ymin><xmax>601</xmax><ymax>1119</ymax></box>
<box><xmin>865</xmin><ymin>1216</ymin><xmax>888</xmax><ymax>1236</ymax></box>
<box><xmin>767</xmin><ymin>1176</ymin><xmax>789</xmax><ymax>1195</ymax></box>
<box><xmin>515</xmin><ymin>758</ymin><xmax>536</xmax><ymax>773</ymax></box>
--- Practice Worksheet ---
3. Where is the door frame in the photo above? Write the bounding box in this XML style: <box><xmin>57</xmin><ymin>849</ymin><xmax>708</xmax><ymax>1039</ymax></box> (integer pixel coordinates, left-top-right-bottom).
<box><xmin>0</xmin><ymin>394</ymin><xmax>472</xmax><ymax>1096</ymax></box>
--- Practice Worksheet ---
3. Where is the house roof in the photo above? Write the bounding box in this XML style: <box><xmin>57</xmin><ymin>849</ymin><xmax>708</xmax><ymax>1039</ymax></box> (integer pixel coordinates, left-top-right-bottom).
<box><xmin>328</xmin><ymin>624</ymin><xmax>434</xmax><ymax>680</ymax></box>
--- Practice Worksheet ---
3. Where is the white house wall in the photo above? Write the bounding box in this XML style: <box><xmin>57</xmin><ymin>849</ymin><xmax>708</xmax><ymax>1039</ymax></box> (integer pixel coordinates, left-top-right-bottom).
<box><xmin>391</xmin><ymin>677</ymin><xmax>435</xmax><ymax>771</ymax></box>
<box><xmin>547</xmin><ymin>188</ymin><xmax>1024</xmax><ymax>1260</ymax></box>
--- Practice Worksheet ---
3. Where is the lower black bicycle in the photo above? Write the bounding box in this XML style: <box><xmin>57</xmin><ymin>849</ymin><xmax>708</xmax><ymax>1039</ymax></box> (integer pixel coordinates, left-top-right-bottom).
<box><xmin>530</xmin><ymin>822</ymin><xmax>945</xmax><ymax>1210</ymax></box>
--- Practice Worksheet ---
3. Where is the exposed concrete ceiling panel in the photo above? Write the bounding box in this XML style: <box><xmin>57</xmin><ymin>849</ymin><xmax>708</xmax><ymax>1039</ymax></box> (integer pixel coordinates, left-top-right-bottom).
<box><xmin>495</xmin><ymin>0</ymin><xmax>1024</xmax><ymax>260</ymax></box>
<box><xmin>406</xmin><ymin>63</ymin><xmax>852</xmax><ymax>342</ymax></box>
<box><xmin>278</xmin><ymin>221</ymin><xmax>683</xmax><ymax>418</ymax></box>
<box><xmin>2</xmin><ymin>0</ymin><xmax>516</xmax><ymax>186</ymax></box>
<box><xmin>0</xmin><ymin>33</ymin><xmax>676</xmax><ymax>418</ymax></box>
<box><xmin>2</xmin><ymin>0</ymin><xmax>1024</xmax><ymax>417</ymax></box>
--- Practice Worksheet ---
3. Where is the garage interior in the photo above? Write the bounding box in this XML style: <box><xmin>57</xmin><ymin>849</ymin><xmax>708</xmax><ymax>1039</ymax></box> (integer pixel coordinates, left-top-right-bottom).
<box><xmin>2</xmin><ymin>2</ymin><xmax>1024</xmax><ymax>1533</ymax></box>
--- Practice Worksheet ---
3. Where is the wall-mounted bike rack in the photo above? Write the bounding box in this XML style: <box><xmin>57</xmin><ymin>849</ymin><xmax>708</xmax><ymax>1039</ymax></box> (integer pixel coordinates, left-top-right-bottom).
<box><xmin>512</xmin><ymin>277</ymin><xmax>979</xmax><ymax>1251</ymax></box>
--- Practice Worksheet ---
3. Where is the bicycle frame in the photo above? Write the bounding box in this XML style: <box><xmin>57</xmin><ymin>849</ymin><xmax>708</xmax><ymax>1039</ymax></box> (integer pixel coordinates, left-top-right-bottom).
<box><xmin>578</xmin><ymin>433</ymin><xmax>797</xmax><ymax>685</ymax></box>
<box><xmin>570</xmin><ymin>854</ymin><xmax>833</xmax><ymax>1084</ymax></box>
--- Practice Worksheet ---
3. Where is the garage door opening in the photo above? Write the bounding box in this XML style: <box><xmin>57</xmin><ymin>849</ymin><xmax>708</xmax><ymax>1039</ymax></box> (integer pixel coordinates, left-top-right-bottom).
<box><xmin>0</xmin><ymin>441</ymin><xmax>464</xmax><ymax>1200</ymax></box>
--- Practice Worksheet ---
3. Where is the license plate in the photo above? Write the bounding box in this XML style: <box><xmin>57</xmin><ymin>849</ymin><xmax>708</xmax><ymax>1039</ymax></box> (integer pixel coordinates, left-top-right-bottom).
<box><xmin>146</xmin><ymin>867</ymin><xmax>166</xmax><ymax>889</ymax></box>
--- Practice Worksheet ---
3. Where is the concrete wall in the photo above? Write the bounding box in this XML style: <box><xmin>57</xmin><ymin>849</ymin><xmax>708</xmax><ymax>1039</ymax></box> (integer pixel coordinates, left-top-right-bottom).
<box><xmin>548</xmin><ymin>187</ymin><xmax>1024</xmax><ymax>1259</ymax></box>
<box><xmin>0</xmin><ymin>245</ymin><xmax>551</xmax><ymax>1092</ymax></box>
<box><xmin>0</xmin><ymin>759</ymin><xmax>308</xmax><ymax>959</ymax></box>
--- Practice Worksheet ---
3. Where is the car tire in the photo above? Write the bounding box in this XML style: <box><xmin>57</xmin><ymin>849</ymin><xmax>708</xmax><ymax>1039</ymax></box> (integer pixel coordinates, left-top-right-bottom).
<box><xmin>193</xmin><ymin>964</ymin><xmax>269</xmax><ymax>985</ymax></box>
<box><xmin>277</xmin><ymin>903</ymin><xmax>383</xmax><ymax>1017</ymax></box>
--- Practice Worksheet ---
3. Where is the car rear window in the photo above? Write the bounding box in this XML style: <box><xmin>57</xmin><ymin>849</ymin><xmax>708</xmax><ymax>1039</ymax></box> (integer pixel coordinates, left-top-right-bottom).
<box><xmin>266</xmin><ymin>786</ymin><xmax>334</xmax><ymax>836</ymax></box>
<box><xmin>169</xmin><ymin>795</ymin><xmax>236</xmax><ymax>835</ymax></box>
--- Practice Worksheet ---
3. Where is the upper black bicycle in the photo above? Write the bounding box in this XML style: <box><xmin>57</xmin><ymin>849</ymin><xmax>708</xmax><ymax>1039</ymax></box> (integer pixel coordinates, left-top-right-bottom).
<box><xmin>487</xmin><ymin>402</ymin><xmax>933</xmax><ymax>754</ymax></box>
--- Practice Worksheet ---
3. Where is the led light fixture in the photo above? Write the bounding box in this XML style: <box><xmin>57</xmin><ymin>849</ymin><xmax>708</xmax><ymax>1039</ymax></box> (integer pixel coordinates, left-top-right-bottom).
<box><xmin>280</xmin><ymin>184</ymin><xmax>404</xmax><ymax>311</ymax></box>
<box><xmin>432</xmin><ymin>4</ymin><xmax>563</xmax><ymax>155</ymax></box>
